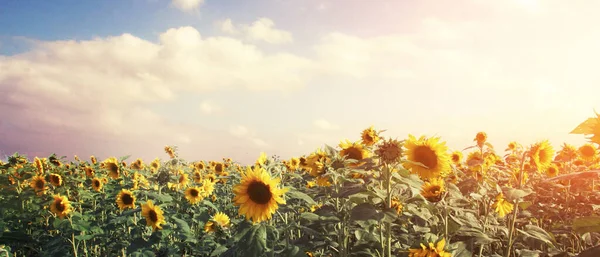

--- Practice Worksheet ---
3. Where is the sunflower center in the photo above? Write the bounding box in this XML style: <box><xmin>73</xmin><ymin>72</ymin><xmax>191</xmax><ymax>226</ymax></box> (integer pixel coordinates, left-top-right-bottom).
<box><xmin>107</xmin><ymin>163</ymin><xmax>119</xmax><ymax>173</ymax></box>
<box><xmin>428</xmin><ymin>185</ymin><xmax>442</xmax><ymax>195</ymax></box>
<box><xmin>93</xmin><ymin>180</ymin><xmax>100</xmax><ymax>187</ymax></box>
<box><xmin>215</xmin><ymin>164</ymin><xmax>223</xmax><ymax>173</ymax></box>
<box><xmin>344</xmin><ymin>147</ymin><xmax>364</xmax><ymax>160</ymax></box>
<box><xmin>55</xmin><ymin>201</ymin><xmax>66</xmax><ymax>212</ymax></box>
<box><xmin>122</xmin><ymin>194</ymin><xmax>134</xmax><ymax>205</ymax></box>
<box><xmin>247</xmin><ymin>181</ymin><xmax>272</xmax><ymax>204</ymax></box>
<box><xmin>414</xmin><ymin>146</ymin><xmax>438</xmax><ymax>169</ymax></box>
<box><xmin>190</xmin><ymin>189</ymin><xmax>199</xmax><ymax>197</ymax></box>
<box><xmin>451</xmin><ymin>154</ymin><xmax>460</xmax><ymax>163</ymax></box>
<box><xmin>51</xmin><ymin>175</ymin><xmax>60</xmax><ymax>184</ymax></box>
<box><xmin>581</xmin><ymin>146</ymin><xmax>595</xmax><ymax>157</ymax></box>
<box><xmin>149</xmin><ymin>210</ymin><xmax>158</xmax><ymax>222</ymax></box>
<box><xmin>35</xmin><ymin>179</ymin><xmax>45</xmax><ymax>189</ymax></box>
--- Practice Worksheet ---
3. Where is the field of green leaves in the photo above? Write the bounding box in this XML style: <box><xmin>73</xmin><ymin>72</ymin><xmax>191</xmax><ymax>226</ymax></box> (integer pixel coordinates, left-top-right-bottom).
<box><xmin>2</xmin><ymin>113</ymin><xmax>600</xmax><ymax>257</ymax></box>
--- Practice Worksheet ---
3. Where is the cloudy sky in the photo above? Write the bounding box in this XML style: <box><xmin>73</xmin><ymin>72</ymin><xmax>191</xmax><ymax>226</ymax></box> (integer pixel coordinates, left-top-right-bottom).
<box><xmin>1</xmin><ymin>0</ymin><xmax>599</xmax><ymax>164</ymax></box>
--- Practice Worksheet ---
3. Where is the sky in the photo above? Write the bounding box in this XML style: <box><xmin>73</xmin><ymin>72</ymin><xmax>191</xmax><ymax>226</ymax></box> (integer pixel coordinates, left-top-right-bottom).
<box><xmin>1</xmin><ymin>0</ymin><xmax>599</xmax><ymax>164</ymax></box>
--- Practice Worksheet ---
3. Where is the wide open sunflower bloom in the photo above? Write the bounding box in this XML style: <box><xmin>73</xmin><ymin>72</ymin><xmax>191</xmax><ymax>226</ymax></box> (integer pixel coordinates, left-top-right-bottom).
<box><xmin>184</xmin><ymin>187</ymin><xmax>204</xmax><ymax>204</ymax></box>
<box><xmin>232</xmin><ymin>166</ymin><xmax>289</xmax><ymax>223</ymax></box>
<box><xmin>116</xmin><ymin>189</ymin><xmax>136</xmax><ymax>210</ymax></box>
<box><xmin>50</xmin><ymin>194</ymin><xmax>73</xmax><ymax>219</ymax></box>
<box><xmin>141</xmin><ymin>200</ymin><xmax>166</xmax><ymax>231</ymax></box>
<box><xmin>360</xmin><ymin>125</ymin><xmax>380</xmax><ymax>146</ymax></box>
<box><xmin>30</xmin><ymin>175</ymin><xmax>48</xmax><ymax>195</ymax></box>
<box><xmin>420</xmin><ymin>178</ymin><xmax>445</xmax><ymax>203</ymax></box>
<box><xmin>339</xmin><ymin>140</ymin><xmax>371</xmax><ymax>167</ymax></box>
<box><xmin>91</xmin><ymin>178</ymin><xmax>103</xmax><ymax>192</ymax></box>
<box><xmin>403</xmin><ymin>134</ymin><xmax>451</xmax><ymax>180</ymax></box>
<box><xmin>408</xmin><ymin>238</ymin><xmax>452</xmax><ymax>257</ymax></box>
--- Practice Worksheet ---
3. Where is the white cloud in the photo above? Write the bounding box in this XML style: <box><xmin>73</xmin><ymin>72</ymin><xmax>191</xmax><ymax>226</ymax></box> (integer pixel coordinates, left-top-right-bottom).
<box><xmin>251</xmin><ymin>137</ymin><xmax>269</xmax><ymax>147</ymax></box>
<box><xmin>313</xmin><ymin>119</ymin><xmax>340</xmax><ymax>130</ymax></box>
<box><xmin>217</xmin><ymin>18</ymin><xmax>293</xmax><ymax>44</ymax></box>
<box><xmin>199</xmin><ymin>100</ymin><xmax>221</xmax><ymax>114</ymax></box>
<box><xmin>171</xmin><ymin>0</ymin><xmax>204</xmax><ymax>12</ymax></box>
<box><xmin>229</xmin><ymin>125</ymin><xmax>249</xmax><ymax>137</ymax></box>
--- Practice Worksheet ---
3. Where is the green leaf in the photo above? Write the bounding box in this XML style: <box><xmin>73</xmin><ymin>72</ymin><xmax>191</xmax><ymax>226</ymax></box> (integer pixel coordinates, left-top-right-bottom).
<box><xmin>74</xmin><ymin>234</ymin><xmax>94</xmax><ymax>241</ymax></box>
<box><xmin>570</xmin><ymin>117</ymin><xmax>598</xmax><ymax>135</ymax></box>
<box><xmin>350</xmin><ymin>203</ymin><xmax>382</xmax><ymax>221</ymax></box>
<box><xmin>518</xmin><ymin>201</ymin><xmax>533</xmax><ymax>210</ymax></box>
<box><xmin>171</xmin><ymin>216</ymin><xmax>192</xmax><ymax>236</ymax></box>
<box><xmin>334</xmin><ymin>186</ymin><xmax>364</xmax><ymax>198</ymax></box>
<box><xmin>573</xmin><ymin>216</ymin><xmax>600</xmax><ymax>234</ymax></box>
<box><xmin>286</xmin><ymin>189</ymin><xmax>316</xmax><ymax>205</ymax></box>
<box><xmin>505</xmin><ymin>188</ymin><xmax>533</xmax><ymax>201</ymax></box>
<box><xmin>517</xmin><ymin>225</ymin><xmax>556</xmax><ymax>247</ymax></box>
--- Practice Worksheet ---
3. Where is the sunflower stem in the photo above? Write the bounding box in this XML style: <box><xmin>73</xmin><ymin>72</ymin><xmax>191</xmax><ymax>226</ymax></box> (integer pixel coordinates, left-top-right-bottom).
<box><xmin>385</xmin><ymin>164</ymin><xmax>392</xmax><ymax>257</ymax></box>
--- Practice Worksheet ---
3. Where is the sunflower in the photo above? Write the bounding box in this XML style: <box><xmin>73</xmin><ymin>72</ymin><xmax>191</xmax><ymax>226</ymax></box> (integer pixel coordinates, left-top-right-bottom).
<box><xmin>201</xmin><ymin>178</ymin><xmax>216</xmax><ymax>197</ymax></box>
<box><xmin>34</xmin><ymin>157</ymin><xmax>44</xmax><ymax>174</ymax></box>
<box><xmin>232</xmin><ymin>166</ymin><xmax>289</xmax><ymax>223</ymax></box>
<box><xmin>578</xmin><ymin>143</ymin><xmax>597</xmax><ymax>161</ymax></box>
<box><xmin>91</xmin><ymin>178</ymin><xmax>103</xmax><ymax>192</ymax></box>
<box><xmin>256</xmin><ymin>152</ymin><xmax>268</xmax><ymax>167</ymax></box>
<box><xmin>116</xmin><ymin>189</ymin><xmax>136</xmax><ymax>210</ymax></box>
<box><xmin>192</xmin><ymin>171</ymin><xmax>203</xmax><ymax>183</ymax></box>
<box><xmin>165</xmin><ymin>146</ymin><xmax>176</xmax><ymax>159</ymax></box>
<box><xmin>30</xmin><ymin>175</ymin><xmax>48</xmax><ymax>195</ymax></box>
<box><xmin>474</xmin><ymin>132</ymin><xmax>487</xmax><ymax>148</ymax></box>
<box><xmin>492</xmin><ymin>193</ymin><xmax>514</xmax><ymax>218</ymax></box>
<box><xmin>288</xmin><ymin>157</ymin><xmax>300</xmax><ymax>171</ymax></box>
<box><xmin>130</xmin><ymin>158</ymin><xmax>144</xmax><ymax>170</ymax></box>
<box><xmin>360</xmin><ymin>126</ymin><xmax>380</xmax><ymax>146</ymax></box>
<box><xmin>50</xmin><ymin>194</ymin><xmax>73</xmax><ymax>219</ymax></box>
<box><xmin>339</xmin><ymin>140</ymin><xmax>371</xmax><ymax>167</ymax></box>
<box><xmin>49</xmin><ymin>173</ymin><xmax>62</xmax><ymax>187</ymax></box>
<box><xmin>103</xmin><ymin>157</ymin><xmax>120</xmax><ymax>179</ymax></box>
<box><xmin>83</xmin><ymin>166</ymin><xmax>95</xmax><ymax>177</ymax></box>
<box><xmin>184</xmin><ymin>187</ymin><xmax>204</xmax><ymax>204</ymax></box>
<box><xmin>141</xmin><ymin>200</ymin><xmax>166</xmax><ymax>231</ymax></box>
<box><xmin>150</xmin><ymin>158</ymin><xmax>161</xmax><ymax>172</ymax></box>
<box><xmin>90</xmin><ymin>156</ymin><xmax>98</xmax><ymax>165</ymax></box>
<box><xmin>391</xmin><ymin>198</ymin><xmax>403</xmax><ymax>214</ymax></box>
<box><xmin>315</xmin><ymin>176</ymin><xmax>332</xmax><ymax>187</ymax></box>
<box><xmin>546</xmin><ymin>163</ymin><xmax>559</xmax><ymax>177</ymax></box>
<box><xmin>204</xmin><ymin>212</ymin><xmax>231</xmax><ymax>233</ymax></box>
<box><xmin>450</xmin><ymin>151</ymin><xmax>463</xmax><ymax>164</ymax></box>
<box><xmin>408</xmin><ymin>238</ymin><xmax>452</xmax><ymax>257</ymax></box>
<box><xmin>506</xmin><ymin>141</ymin><xmax>519</xmax><ymax>152</ymax></box>
<box><xmin>375</xmin><ymin>138</ymin><xmax>403</xmax><ymax>164</ymax></box>
<box><xmin>213</xmin><ymin>162</ymin><xmax>224</xmax><ymax>173</ymax></box>
<box><xmin>529</xmin><ymin>140</ymin><xmax>554</xmax><ymax>172</ymax></box>
<box><xmin>420</xmin><ymin>178</ymin><xmax>445</xmax><ymax>203</ymax></box>
<box><xmin>403</xmin><ymin>135</ymin><xmax>451</xmax><ymax>180</ymax></box>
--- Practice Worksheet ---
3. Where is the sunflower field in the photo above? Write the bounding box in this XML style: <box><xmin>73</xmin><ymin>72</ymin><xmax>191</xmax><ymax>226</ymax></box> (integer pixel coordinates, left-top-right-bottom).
<box><xmin>2</xmin><ymin>113</ymin><xmax>600</xmax><ymax>257</ymax></box>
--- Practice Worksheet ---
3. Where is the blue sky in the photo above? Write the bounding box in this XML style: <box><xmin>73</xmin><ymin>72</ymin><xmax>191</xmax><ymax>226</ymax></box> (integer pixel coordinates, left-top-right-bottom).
<box><xmin>1</xmin><ymin>0</ymin><xmax>599</xmax><ymax>164</ymax></box>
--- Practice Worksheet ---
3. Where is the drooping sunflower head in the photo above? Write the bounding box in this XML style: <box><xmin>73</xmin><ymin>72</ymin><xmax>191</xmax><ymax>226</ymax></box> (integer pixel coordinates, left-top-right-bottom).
<box><xmin>91</xmin><ymin>177</ymin><xmax>103</xmax><ymax>192</ymax></box>
<box><xmin>339</xmin><ymin>140</ymin><xmax>371</xmax><ymax>166</ymax></box>
<box><xmin>48</xmin><ymin>156</ymin><xmax>62</xmax><ymax>167</ymax></box>
<box><xmin>375</xmin><ymin>138</ymin><xmax>403</xmax><ymax>164</ymax></box>
<box><xmin>450</xmin><ymin>151</ymin><xmax>463</xmax><ymax>164</ymax></box>
<box><xmin>30</xmin><ymin>175</ymin><xmax>48</xmax><ymax>195</ymax></box>
<box><xmin>492</xmin><ymin>193</ymin><xmax>514</xmax><ymax>218</ymax></box>
<box><xmin>50</xmin><ymin>194</ymin><xmax>72</xmax><ymax>219</ymax></box>
<box><xmin>184</xmin><ymin>187</ymin><xmax>204</xmax><ymax>204</ymax></box>
<box><xmin>103</xmin><ymin>157</ymin><xmax>120</xmax><ymax>179</ymax></box>
<box><xmin>49</xmin><ymin>173</ymin><xmax>62</xmax><ymax>187</ymax></box>
<box><xmin>420</xmin><ymin>178</ymin><xmax>445</xmax><ymax>203</ymax></box>
<box><xmin>528</xmin><ymin>140</ymin><xmax>554</xmax><ymax>173</ymax></box>
<box><xmin>232</xmin><ymin>166</ymin><xmax>289</xmax><ymax>223</ymax></box>
<box><xmin>360</xmin><ymin>125</ymin><xmax>380</xmax><ymax>146</ymax></box>
<box><xmin>578</xmin><ymin>143</ymin><xmax>597</xmax><ymax>161</ymax></box>
<box><xmin>116</xmin><ymin>189</ymin><xmax>136</xmax><ymax>210</ymax></box>
<box><xmin>141</xmin><ymin>200</ymin><xmax>166</xmax><ymax>231</ymax></box>
<box><xmin>90</xmin><ymin>155</ymin><xmax>98</xmax><ymax>165</ymax></box>
<box><xmin>403</xmin><ymin>135</ymin><xmax>451</xmax><ymax>180</ymax></box>
<box><xmin>204</xmin><ymin>212</ymin><xmax>231</xmax><ymax>233</ymax></box>
<box><xmin>474</xmin><ymin>132</ymin><xmax>487</xmax><ymax>148</ymax></box>
<box><xmin>130</xmin><ymin>158</ymin><xmax>144</xmax><ymax>170</ymax></box>
<box><xmin>164</xmin><ymin>146</ymin><xmax>176</xmax><ymax>159</ymax></box>
<box><xmin>34</xmin><ymin>157</ymin><xmax>44</xmax><ymax>174</ymax></box>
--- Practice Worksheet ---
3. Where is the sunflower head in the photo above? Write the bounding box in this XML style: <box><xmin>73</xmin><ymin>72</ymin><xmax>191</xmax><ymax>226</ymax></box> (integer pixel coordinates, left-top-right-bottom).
<box><xmin>474</xmin><ymin>132</ymin><xmax>487</xmax><ymax>148</ymax></box>
<box><xmin>403</xmin><ymin>135</ymin><xmax>451</xmax><ymax>180</ymax></box>
<box><xmin>103</xmin><ymin>157</ymin><xmax>120</xmax><ymax>179</ymax></box>
<box><xmin>141</xmin><ymin>200</ymin><xmax>166</xmax><ymax>231</ymax></box>
<box><xmin>194</xmin><ymin>161</ymin><xmax>206</xmax><ymax>171</ymax></box>
<box><xmin>48</xmin><ymin>173</ymin><xmax>62</xmax><ymax>187</ymax></box>
<box><xmin>506</xmin><ymin>141</ymin><xmax>519</xmax><ymax>152</ymax></box>
<box><xmin>256</xmin><ymin>152</ymin><xmax>268</xmax><ymax>167</ymax></box>
<box><xmin>204</xmin><ymin>212</ymin><xmax>231</xmax><ymax>233</ymax></box>
<box><xmin>450</xmin><ymin>151</ymin><xmax>463</xmax><ymax>164</ymax></box>
<box><xmin>91</xmin><ymin>177</ymin><xmax>103</xmax><ymax>192</ymax></box>
<box><xmin>409</xmin><ymin>238</ymin><xmax>452</xmax><ymax>257</ymax></box>
<box><xmin>546</xmin><ymin>163</ymin><xmax>559</xmax><ymax>177</ymax></box>
<box><xmin>492</xmin><ymin>193</ymin><xmax>514</xmax><ymax>218</ymax></box>
<box><xmin>420</xmin><ymin>178</ymin><xmax>445</xmax><ymax>203</ymax></box>
<box><xmin>50</xmin><ymin>194</ymin><xmax>72</xmax><ymax>219</ymax></box>
<box><xmin>528</xmin><ymin>140</ymin><xmax>555</xmax><ymax>173</ymax></box>
<box><xmin>90</xmin><ymin>156</ymin><xmax>98</xmax><ymax>165</ymax></box>
<box><xmin>130</xmin><ymin>158</ymin><xmax>144</xmax><ymax>170</ymax></box>
<box><xmin>360</xmin><ymin>126</ymin><xmax>380</xmax><ymax>146</ymax></box>
<box><xmin>232</xmin><ymin>166</ymin><xmax>289</xmax><ymax>223</ymax></box>
<box><xmin>116</xmin><ymin>189</ymin><xmax>136</xmax><ymax>210</ymax></box>
<box><xmin>165</xmin><ymin>146</ymin><xmax>176</xmax><ymax>159</ymax></box>
<box><xmin>30</xmin><ymin>175</ymin><xmax>48</xmax><ymax>195</ymax></box>
<box><xmin>578</xmin><ymin>143</ymin><xmax>597</xmax><ymax>161</ymax></box>
<box><xmin>338</xmin><ymin>140</ymin><xmax>371</xmax><ymax>167</ymax></box>
<box><xmin>34</xmin><ymin>157</ymin><xmax>44</xmax><ymax>174</ymax></box>
<box><xmin>375</xmin><ymin>138</ymin><xmax>403</xmax><ymax>164</ymax></box>
<box><xmin>184</xmin><ymin>187</ymin><xmax>204</xmax><ymax>204</ymax></box>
